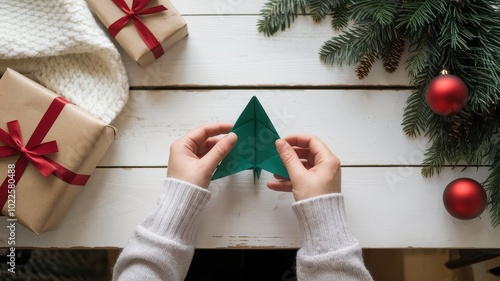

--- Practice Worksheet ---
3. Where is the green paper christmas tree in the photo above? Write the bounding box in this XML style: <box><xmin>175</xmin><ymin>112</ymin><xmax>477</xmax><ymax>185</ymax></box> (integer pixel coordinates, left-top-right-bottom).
<box><xmin>212</xmin><ymin>96</ymin><xmax>289</xmax><ymax>180</ymax></box>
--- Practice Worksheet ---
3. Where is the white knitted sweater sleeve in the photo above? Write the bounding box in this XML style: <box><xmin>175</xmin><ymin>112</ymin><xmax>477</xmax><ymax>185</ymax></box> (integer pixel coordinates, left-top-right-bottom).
<box><xmin>112</xmin><ymin>178</ymin><xmax>211</xmax><ymax>281</ymax></box>
<box><xmin>112</xmin><ymin>179</ymin><xmax>373</xmax><ymax>281</ymax></box>
<box><xmin>293</xmin><ymin>193</ymin><xmax>373</xmax><ymax>281</ymax></box>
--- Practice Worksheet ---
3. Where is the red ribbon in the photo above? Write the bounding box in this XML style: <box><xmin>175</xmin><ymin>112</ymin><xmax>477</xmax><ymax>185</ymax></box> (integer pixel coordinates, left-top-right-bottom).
<box><xmin>108</xmin><ymin>0</ymin><xmax>168</xmax><ymax>59</ymax></box>
<box><xmin>0</xmin><ymin>97</ymin><xmax>91</xmax><ymax>211</ymax></box>
<box><xmin>0</xmin><ymin>121</ymin><xmax>59</xmax><ymax>177</ymax></box>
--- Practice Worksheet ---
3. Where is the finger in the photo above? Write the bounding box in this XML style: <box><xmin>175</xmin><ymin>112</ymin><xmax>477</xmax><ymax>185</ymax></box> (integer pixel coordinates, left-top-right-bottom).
<box><xmin>184</xmin><ymin>123</ymin><xmax>234</xmax><ymax>149</ymax></box>
<box><xmin>266</xmin><ymin>180</ymin><xmax>293</xmax><ymax>193</ymax></box>
<box><xmin>201</xmin><ymin>132</ymin><xmax>238</xmax><ymax>171</ymax></box>
<box><xmin>300</xmin><ymin>159</ymin><xmax>313</xmax><ymax>170</ymax></box>
<box><xmin>273</xmin><ymin>174</ymin><xmax>287</xmax><ymax>180</ymax></box>
<box><xmin>283</xmin><ymin>134</ymin><xmax>335</xmax><ymax>166</ymax></box>
<box><xmin>275</xmin><ymin>139</ymin><xmax>305</xmax><ymax>177</ymax></box>
<box><xmin>196</xmin><ymin>135</ymin><xmax>224</xmax><ymax>157</ymax></box>
<box><xmin>283</xmin><ymin>135</ymin><xmax>328</xmax><ymax>153</ymax></box>
<box><xmin>293</xmin><ymin>147</ymin><xmax>309</xmax><ymax>159</ymax></box>
<box><xmin>290</xmin><ymin>147</ymin><xmax>315</xmax><ymax>167</ymax></box>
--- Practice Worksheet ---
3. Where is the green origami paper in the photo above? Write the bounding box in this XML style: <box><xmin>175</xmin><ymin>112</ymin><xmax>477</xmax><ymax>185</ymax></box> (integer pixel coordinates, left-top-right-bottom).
<box><xmin>212</xmin><ymin>96</ymin><xmax>289</xmax><ymax>180</ymax></box>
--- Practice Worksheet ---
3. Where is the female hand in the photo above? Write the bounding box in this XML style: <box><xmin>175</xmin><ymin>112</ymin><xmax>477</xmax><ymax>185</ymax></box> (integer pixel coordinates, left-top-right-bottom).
<box><xmin>167</xmin><ymin>123</ymin><xmax>237</xmax><ymax>188</ymax></box>
<box><xmin>267</xmin><ymin>135</ymin><xmax>341</xmax><ymax>201</ymax></box>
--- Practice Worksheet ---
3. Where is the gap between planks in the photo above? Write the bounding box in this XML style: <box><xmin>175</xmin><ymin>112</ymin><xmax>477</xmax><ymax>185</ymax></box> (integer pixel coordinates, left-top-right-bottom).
<box><xmin>129</xmin><ymin>85</ymin><xmax>413</xmax><ymax>91</ymax></box>
<box><xmin>94</xmin><ymin>165</ymin><xmax>488</xmax><ymax>168</ymax></box>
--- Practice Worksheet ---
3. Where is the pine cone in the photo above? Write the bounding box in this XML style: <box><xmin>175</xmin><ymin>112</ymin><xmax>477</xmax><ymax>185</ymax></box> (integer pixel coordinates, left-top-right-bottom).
<box><xmin>447</xmin><ymin>107</ymin><xmax>498</xmax><ymax>141</ymax></box>
<box><xmin>447</xmin><ymin>110</ymin><xmax>473</xmax><ymax>140</ymax></box>
<box><xmin>356</xmin><ymin>53</ymin><xmax>376</xmax><ymax>79</ymax></box>
<box><xmin>383</xmin><ymin>37</ymin><xmax>406</xmax><ymax>73</ymax></box>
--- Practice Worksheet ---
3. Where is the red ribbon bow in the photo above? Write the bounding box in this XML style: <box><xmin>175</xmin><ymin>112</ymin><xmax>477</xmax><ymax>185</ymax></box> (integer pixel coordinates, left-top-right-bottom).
<box><xmin>0</xmin><ymin>120</ymin><xmax>59</xmax><ymax>177</ymax></box>
<box><xmin>0</xmin><ymin>97</ymin><xmax>91</xmax><ymax>211</ymax></box>
<box><xmin>108</xmin><ymin>0</ymin><xmax>168</xmax><ymax>59</ymax></box>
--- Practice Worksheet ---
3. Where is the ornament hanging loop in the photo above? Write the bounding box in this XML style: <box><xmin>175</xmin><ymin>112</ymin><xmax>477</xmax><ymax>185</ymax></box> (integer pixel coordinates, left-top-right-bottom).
<box><xmin>440</xmin><ymin>69</ymin><xmax>449</xmax><ymax>75</ymax></box>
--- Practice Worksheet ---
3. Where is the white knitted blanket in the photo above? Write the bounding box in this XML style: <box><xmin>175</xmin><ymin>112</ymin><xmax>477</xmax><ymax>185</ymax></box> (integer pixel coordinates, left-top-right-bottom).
<box><xmin>0</xmin><ymin>0</ymin><xmax>129</xmax><ymax>124</ymax></box>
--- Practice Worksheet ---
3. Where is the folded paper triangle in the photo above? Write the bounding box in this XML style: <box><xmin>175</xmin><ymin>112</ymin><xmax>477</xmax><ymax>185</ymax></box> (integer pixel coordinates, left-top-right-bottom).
<box><xmin>212</xmin><ymin>96</ymin><xmax>289</xmax><ymax>180</ymax></box>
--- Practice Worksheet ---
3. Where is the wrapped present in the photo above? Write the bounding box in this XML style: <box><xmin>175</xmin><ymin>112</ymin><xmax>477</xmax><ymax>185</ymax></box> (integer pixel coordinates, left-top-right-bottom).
<box><xmin>0</xmin><ymin>69</ymin><xmax>116</xmax><ymax>234</ymax></box>
<box><xmin>86</xmin><ymin>0</ymin><xmax>188</xmax><ymax>67</ymax></box>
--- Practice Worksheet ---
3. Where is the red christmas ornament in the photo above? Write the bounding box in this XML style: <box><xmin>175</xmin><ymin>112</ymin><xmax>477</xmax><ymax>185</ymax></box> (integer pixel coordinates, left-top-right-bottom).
<box><xmin>425</xmin><ymin>71</ymin><xmax>468</xmax><ymax>115</ymax></box>
<box><xmin>443</xmin><ymin>178</ymin><xmax>487</xmax><ymax>220</ymax></box>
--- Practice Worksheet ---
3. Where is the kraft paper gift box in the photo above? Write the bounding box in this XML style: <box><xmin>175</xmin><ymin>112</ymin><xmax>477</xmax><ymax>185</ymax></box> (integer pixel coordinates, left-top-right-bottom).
<box><xmin>86</xmin><ymin>0</ymin><xmax>188</xmax><ymax>67</ymax></box>
<box><xmin>0</xmin><ymin>69</ymin><xmax>116</xmax><ymax>234</ymax></box>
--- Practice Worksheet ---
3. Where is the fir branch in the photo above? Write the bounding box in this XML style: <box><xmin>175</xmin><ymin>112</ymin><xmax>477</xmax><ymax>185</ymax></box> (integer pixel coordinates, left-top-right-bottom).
<box><xmin>401</xmin><ymin>86</ymin><xmax>429</xmax><ymax>137</ymax></box>
<box><xmin>438</xmin><ymin>2</ymin><xmax>475</xmax><ymax>50</ymax></box>
<box><xmin>396</xmin><ymin>0</ymin><xmax>446</xmax><ymax>33</ymax></box>
<box><xmin>402</xmin><ymin>16</ymin><xmax>444</xmax><ymax>138</ymax></box>
<box><xmin>462</xmin><ymin>111</ymin><xmax>500</xmax><ymax>165</ymax></box>
<box><xmin>401</xmin><ymin>42</ymin><xmax>436</xmax><ymax>137</ymax></box>
<box><xmin>485</xmin><ymin>136</ymin><xmax>500</xmax><ymax>227</ymax></box>
<box><xmin>350</xmin><ymin>0</ymin><xmax>398</xmax><ymax>26</ymax></box>
<box><xmin>319</xmin><ymin>23</ymin><xmax>373</xmax><ymax>66</ymax></box>
<box><xmin>405</xmin><ymin>43</ymin><xmax>428</xmax><ymax>78</ymax></box>
<box><xmin>259</xmin><ymin>0</ymin><xmax>500</xmax><ymax>227</ymax></box>
<box><xmin>436</xmin><ymin>1</ymin><xmax>500</xmax><ymax>113</ymax></box>
<box><xmin>421</xmin><ymin>131</ymin><xmax>448</xmax><ymax>177</ymax></box>
<box><xmin>451</xmin><ymin>54</ymin><xmax>496</xmax><ymax>112</ymax></box>
<box><xmin>309</xmin><ymin>0</ymin><xmax>333</xmax><ymax>22</ymax></box>
<box><xmin>257</xmin><ymin>0</ymin><xmax>307</xmax><ymax>36</ymax></box>
<box><xmin>321</xmin><ymin>21</ymin><xmax>398</xmax><ymax>75</ymax></box>
<box><xmin>330</xmin><ymin>2</ymin><xmax>351</xmax><ymax>31</ymax></box>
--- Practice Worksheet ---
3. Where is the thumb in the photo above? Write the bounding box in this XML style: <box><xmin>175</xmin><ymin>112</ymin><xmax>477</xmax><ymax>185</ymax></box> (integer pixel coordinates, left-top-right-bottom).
<box><xmin>203</xmin><ymin>132</ymin><xmax>238</xmax><ymax>170</ymax></box>
<box><xmin>275</xmin><ymin>139</ymin><xmax>304</xmax><ymax>177</ymax></box>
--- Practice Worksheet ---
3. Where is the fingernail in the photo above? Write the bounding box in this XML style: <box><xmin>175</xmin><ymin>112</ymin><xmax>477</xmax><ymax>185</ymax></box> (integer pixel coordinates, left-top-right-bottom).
<box><xmin>226</xmin><ymin>132</ymin><xmax>237</xmax><ymax>144</ymax></box>
<box><xmin>275</xmin><ymin>139</ymin><xmax>286</xmax><ymax>151</ymax></box>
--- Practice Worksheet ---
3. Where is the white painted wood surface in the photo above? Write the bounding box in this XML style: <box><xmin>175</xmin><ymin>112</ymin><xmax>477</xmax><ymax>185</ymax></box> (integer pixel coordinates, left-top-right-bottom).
<box><xmin>176</xmin><ymin>0</ymin><xmax>267</xmax><ymax>15</ymax></box>
<box><xmin>1</xmin><ymin>2</ymin><xmax>499</xmax><ymax>249</ymax></box>
<box><xmin>1</xmin><ymin>167</ymin><xmax>497</xmax><ymax>248</ymax></box>
<box><xmin>102</xmin><ymin>90</ymin><xmax>428</xmax><ymax>167</ymax></box>
<box><xmin>121</xmin><ymin>16</ymin><xmax>411</xmax><ymax>87</ymax></box>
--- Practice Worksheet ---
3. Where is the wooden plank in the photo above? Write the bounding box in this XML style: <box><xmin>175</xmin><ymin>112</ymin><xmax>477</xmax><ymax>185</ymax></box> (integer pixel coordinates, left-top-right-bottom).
<box><xmin>122</xmin><ymin>16</ymin><xmax>411</xmax><ymax>87</ymax></box>
<box><xmin>2</xmin><ymin>167</ymin><xmax>497</xmax><ymax>249</ymax></box>
<box><xmin>176</xmin><ymin>0</ymin><xmax>267</xmax><ymax>15</ymax></box>
<box><xmin>103</xmin><ymin>90</ymin><xmax>428</xmax><ymax>167</ymax></box>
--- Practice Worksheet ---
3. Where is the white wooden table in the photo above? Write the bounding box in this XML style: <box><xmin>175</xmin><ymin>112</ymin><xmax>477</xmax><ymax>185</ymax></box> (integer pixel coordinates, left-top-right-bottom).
<box><xmin>2</xmin><ymin>0</ymin><xmax>500</xmax><ymax>249</ymax></box>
